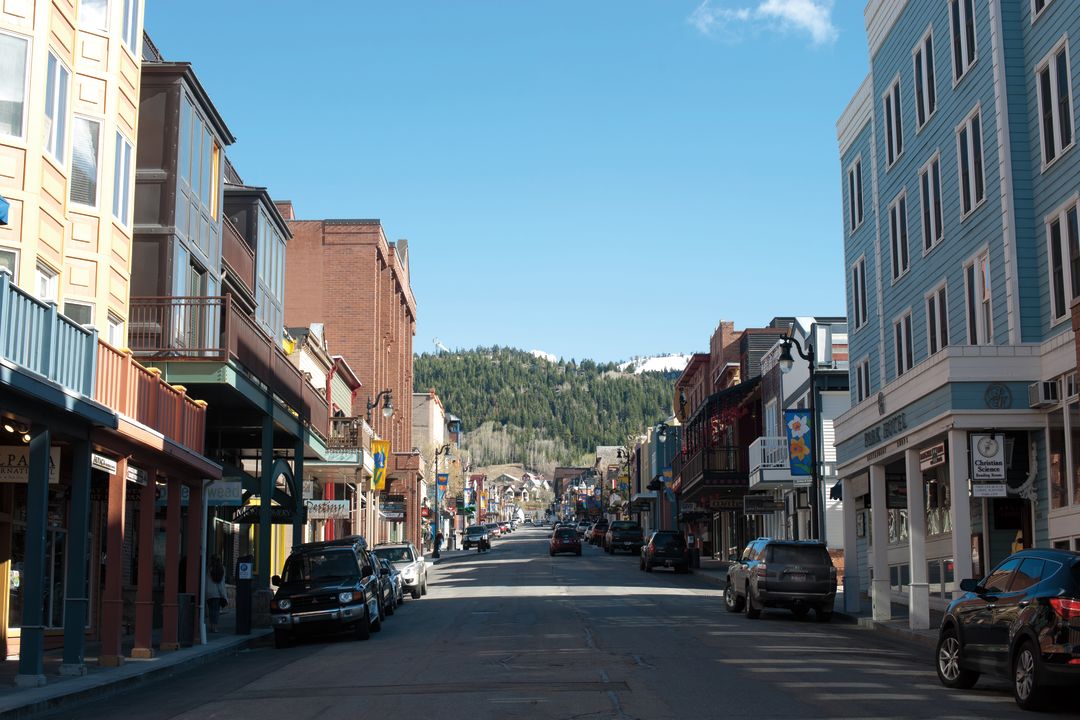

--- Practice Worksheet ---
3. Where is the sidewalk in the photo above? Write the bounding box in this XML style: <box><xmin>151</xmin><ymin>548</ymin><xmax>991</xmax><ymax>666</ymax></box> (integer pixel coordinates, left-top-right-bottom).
<box><xmin>0</xmin><ymin>611</ymin><xmax>270</xmax><ymax>719</ymax></box>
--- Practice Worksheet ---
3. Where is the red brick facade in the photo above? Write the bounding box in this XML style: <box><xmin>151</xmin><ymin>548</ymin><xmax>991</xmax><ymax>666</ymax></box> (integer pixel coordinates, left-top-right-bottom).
<box><xmin>282</xmin><ymin>212</ymin><xmax>422</xmax><ymax>548</ymax></box>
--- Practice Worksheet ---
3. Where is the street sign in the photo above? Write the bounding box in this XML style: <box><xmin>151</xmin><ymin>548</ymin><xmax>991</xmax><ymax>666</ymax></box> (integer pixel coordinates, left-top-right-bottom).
<box><xmin>238</xmin><ymin>562</ymin><xmax>253</xmax><ymax>580</ymax></box>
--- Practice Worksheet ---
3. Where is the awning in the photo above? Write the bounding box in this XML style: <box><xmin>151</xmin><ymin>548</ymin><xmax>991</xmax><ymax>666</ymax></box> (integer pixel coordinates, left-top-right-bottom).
<box><xmin>0</xmin><ymin>194</ymin><xmax>8</xmax><ymax>225</ymax></box>
<box><xmin>830</xmin><ymin>480</ymin><xmax>843</xmax><ymax>501</ymax></box>
<box><xmin>630</xmin><ymin>492</ymin><xmax>657</xmax><ymax>510</ymax></box>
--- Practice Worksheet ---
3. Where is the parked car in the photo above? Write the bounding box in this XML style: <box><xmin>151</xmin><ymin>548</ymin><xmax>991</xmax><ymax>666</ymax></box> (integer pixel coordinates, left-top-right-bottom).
<box><xmin>372</xmin><ymin>553</ymin><xmax>397</xmax><ymax>617</ymax></box>
<box><xmin>550</xmin><ymin>525</ymin><xmax>582</xmax><ymax>556</ymax></box>
<box><xmin>499</xmin><ymin>521</ymin><xmax>511</xmax><ymax>534</ymax></box>
<box><xmin>270</xmin><ymin>536</ymin><xmax>382</xmax><ymax>648</ymax></box>
<box><xmin>725</xmin><ymin>538</ymin><xmax>836</xmax><ymax>622</ymax></box>
<box><xmin>463</xmin><ymin>524</ymin><xmax>491</xmax><ymax>552</ymax></box>
<box><xmin>379</xmin><ymin>558</ymin><xmax>404</xmax><ymax>608</ymax></box>
<box><xmin>485</xmin><ymin>522</ymin><xmax>502</xmax><ymax>538</ymax></box>
<box><xmin>548</xmin><ymin>521</ymin><xmax>562</xmax><ymax>538</ymax></box>
<box><xmin>589</xmin><ymin>519</ymin><xmax>609</xmax><ymax>545</ymax></box>
<box><xmin>935</xmin><ymin>548</ymin><xmax>1080</xmax><ymax>710</ymax></box>
<box><xmin>604</xmin><ymin>521</ymin><xmax>643</xmax><ymax>554</ymax></box>
<box><xmin>575</xmin><ymin>520</ymin><xmax>591</xmax><ymax>539</ymax></box>
<box><xmin>640</xmin><ymin>531</ymin><xmax>689</xmax><ymax>573</ymax></box>
<box><xmin>373</xmin><ymin>542</ymin><xmax>428</xmax><ymax>599</ymax></box>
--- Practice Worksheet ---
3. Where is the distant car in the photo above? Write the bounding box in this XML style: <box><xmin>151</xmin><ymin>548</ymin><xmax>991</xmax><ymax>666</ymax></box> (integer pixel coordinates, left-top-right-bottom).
<box><xmin>725</xmin><ymin>538</ymin><xmax>836</xmax><ymax>622</ymax></box>
<box><xmin>486</xmin><ymin>522</ymin><xmax>502</xmax><ymax>538</ymax></box>
<box><xmin>463</xmin><ymin>524</ymin><xmax>490</xmax><ymax>552</ymax></box>
<box><xmin>550</xmin><ymin>526</ymin><xmax>582</xmax><ymax>556</ymax></box>
<box><xmin>935</xmin><ymin>548</ymin><xmax>1080</xmax><ymax>710</ymax></box>
<box><xmin>373</xmin><ymin>542</ymin><xmax>428</xmax><ymax>600</ymax></box>
<box><xmin>576</xmin><ymin>521</ymin><xmax>591</xmax><ymax>539</ymax></box>
<box><xmin>379</xmin><ymin>558</ymin><xmax>404</xmax><ymax>607</ymax></box>
<box><xmin>604</xmin><ymin>521</ymin><xmax>643</xmax><ymax>554</ymax></box>
<box><xmin>524</xmin><ymin>518</ymin><xmax>533</xmax><ymax>525</ymax></box>
<box><xmin>499</xmin><ymin>521</ymin><xmax>511</xmax><ymax>534</ymax></box>
<box><xmin>588</xmin><ymin>519</ymin><xmax>609</xmax><ymax>545</ymax></box>
<box><xmin>640</xmin><ymin>531</ymin><xmax>689</xmax><ymax>573</ymax></box>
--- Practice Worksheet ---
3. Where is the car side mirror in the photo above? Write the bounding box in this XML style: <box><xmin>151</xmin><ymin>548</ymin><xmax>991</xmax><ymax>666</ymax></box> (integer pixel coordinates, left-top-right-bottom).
<box><xmin>959</xmin><ymin>578</ymin><xmax>980</xmax><ymax>593</ymax></box>
<box><xmin>362</xmin><ymin>566</ymin><xmax>374</xmax><ymax>578</ymax></box>
<box><xmin>271</xmin><ymin>574</ymin><xmax>281</xmax><ymax>586</ymax></box>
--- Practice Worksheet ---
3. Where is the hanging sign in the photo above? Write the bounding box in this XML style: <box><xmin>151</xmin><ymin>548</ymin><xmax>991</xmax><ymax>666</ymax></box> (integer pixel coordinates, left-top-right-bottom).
<box><xmin>305</xmin><ymin>499</ymin><xmax>350</xmax><ymax>520</ymax></box>
<box><xmin>126</xmin><ymin>464</ymin><xmax>149</xmax><ymax>486</ymax></box>
<box><xmin>970</xmin><ymin>433</ymin><xmax>1006</xmax><ymax>481</ymax></box>
<box><xmin>0</xmin><ymin>446</ymin><xmax>61</xmax><ymax>484</ymax></box>
<box><xmin>784</xmin><ymin>410</ymin><xmax>813</xmax><ymax>476</ymax></box>
<box><xmin>371</xmin><ymin>440</ymin><xmax>390</xmax><ymax>491</ymax></box>
<box><xmin>207</xmin><ymin>480</ymin><xmax>243</xmax><ymax>506</ymax></box>
<box><xmin>919</xmin><ymin>443</ymin><xmax>946</xmax><ymax>471</ymax></box>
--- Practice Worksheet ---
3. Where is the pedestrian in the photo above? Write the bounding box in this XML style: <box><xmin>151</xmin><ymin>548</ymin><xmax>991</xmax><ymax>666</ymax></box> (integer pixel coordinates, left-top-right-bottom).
<box><xmin>206</xmin><ymin>555</ymin><xmax>227</xmax><ymax>633</ymax></box>
<box><xmin>434</xmin><ymin>531</ymin><xmax>444</xmax><ymax>558</ymax></box>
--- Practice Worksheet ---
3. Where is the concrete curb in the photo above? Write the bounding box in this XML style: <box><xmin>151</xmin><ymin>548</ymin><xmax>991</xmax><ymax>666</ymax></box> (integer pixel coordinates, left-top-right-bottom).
<box><xmin>0</xmin><ymin>630</ymin><xmax>272</xmax><ymax>719</ymax></box>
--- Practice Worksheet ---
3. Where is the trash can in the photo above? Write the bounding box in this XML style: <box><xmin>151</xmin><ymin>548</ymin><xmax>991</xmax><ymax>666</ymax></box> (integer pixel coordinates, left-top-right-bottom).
<box><xmin>235</xmin><ymin>555</ymin><xmax>253</xmax><ymax>635</ymax></box>
<box><xmin>177</xmin><ymin>593</ymin><xmax>195</xmax><ymax>646</ymax></box>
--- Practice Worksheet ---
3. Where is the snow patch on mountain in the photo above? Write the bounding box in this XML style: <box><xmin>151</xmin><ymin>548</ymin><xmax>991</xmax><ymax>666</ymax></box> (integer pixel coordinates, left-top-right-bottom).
<box><xmin>530</xmin><ymin>349</ymin><xmax>558</xmax><ymax>363</ymax></box>
<box><xmin>619</xmin><ymin>354</ymin><xmax>692</xmax><ymax>374</ymax></box>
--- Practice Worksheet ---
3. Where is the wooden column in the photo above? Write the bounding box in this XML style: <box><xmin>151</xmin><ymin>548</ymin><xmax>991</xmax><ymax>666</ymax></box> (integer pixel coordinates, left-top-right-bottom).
<box><xmin>99</xmin><ymin>457</ymin><xmax>128</xmax><ymax>665</ymax></box>
<box><xmin>14</xmin><ymin>425</ymin><xmax>50</xmax><ymax>688</ymax></box>
<box><xmin>185</xmin><ymin>481</ymin><xmax>203</xmax><ymax>645</ymax></box>
<box><xmin>60</xmin><ymin>439</ymin><xmax>92</xmax><ymax>676</ymax></box>
<box><xmin>160</xmin><ymin>478</ymin><xmax>182</xmax><ymax>650</ymax></box>
<box><xmin>131</xmin><ymin>479</ymin><xmax>156</xmax><ymax>658</ymax></box>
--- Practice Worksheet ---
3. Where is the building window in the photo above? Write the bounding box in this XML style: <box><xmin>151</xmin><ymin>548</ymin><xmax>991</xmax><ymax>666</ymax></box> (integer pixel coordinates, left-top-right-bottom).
<box><xmin>112</xmin><ymin>131</ymin><xmax>133</xmax><ymax>225</ymax></box>
<box><xmin>855</xmin><ymin>358</ymin><xmax>871</xmax><ymax>403</ymax></box>
<box><xmin>35</xmin><ymin>263</ymin><xmax>58</xmax><ymax>303</ymax></box>
<box><xmin>914</xmin><ymin>27</ymin><xmax>937</xmax><ymax>129</ymax></box>
<box><xmin>0</xmin><ymin>32</ymin><xmax>29</xmax><ymax>139</ymax></box>
<box><xmin>894</xmin><ymin>312</ymin><xmax>914</xmax><ymax>377</ymax></box>
<box><xmin>44</xmin><ymin>52</ymin><xmax>70</xmax><ymax>163</ymax></box>
<box><xmin>1037</xmin><ymin>40</ymin><xmax>1074</xmax><ymax>168</ymax></box>
<box><xmin>1032</xmin><ymin>0</ymin><xmax>1053</xmax><ymax>21</ymax></box>
<box><xmin>63</xmin><ymin>301</ymin><xmax>93</xmax><ymax>326</ymax></box>
<box><xmin>852</xmin><ymin>257</ymin><xmax>868</xmax><ymax>329</ymax></box>
<box><xmin>926</xmin><ymin>284</ymin><xmax>949</xmax><ymax>355</ymax></box>
<box><xmin>888</xmin><ymin>192</ymin><xmax>910</xmax><ymax>280</ymax></box>
<box><xmin>0</xmin><ymin>248</ymin><xmax>17</xmax><ymax>276</ymax></box>
<box><xmin>965</xmin><ymin>250</ymin><xmax>993</xmax><ymax>344</ymax></box>
<box><xmin>70</xmin><ymin>117</ymin><xmax>101</xmax><ymax>207</ymax></box>
<box><xmin>883</xmin><ymin>77</ymin><xmax>903</xmax><ymax>167</ymax></box>
<box><xmin>121</xmin><ymin>0</ymin><xmax>139</xmax><ymax>54</ymax></box>
<box><xmin>847</xmin><ymin>158</ymin><xmax>864</xmax><ymax>233</ymax></box>
<box><xmin>949</xmin><ymin>0</ymin><xmax>977</xmax><ymax>82</ymax></box>
<box><xmin>79</xmin><ymin>0</ymin><xmax>109</xmax><ymax>31</ymax></box>
<box><xmin>1047</xmin><ymin>201</ymin><xmax>1080</xmax><ymax>322</ymax></box>
<box><xmin>920</xmin><ymin>154</ymin><xmax>943</xmax><ymax>251</ymax></box>
<box><xmin>957</xmin><ymin>107</ymin><xmax>985</xmax><ymax>217</ymax></box>
<box><xmin>107</xmin><ymin>313</ymin><xmax>124</xmax><ymax>346</ymax></box>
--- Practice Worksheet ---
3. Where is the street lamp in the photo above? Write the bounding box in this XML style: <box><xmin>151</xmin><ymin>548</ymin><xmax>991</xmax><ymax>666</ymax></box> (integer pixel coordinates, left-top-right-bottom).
<box><xmin>365</xmin><ymin>389</ymin><xmax>394</xmax><ymax>424</ymax></box>
<box><xmin>655</xmin><ymin>422</ymin><xmax>669</xmax><ymax>443</ymax></box>
<box><xmin>777</xmin><ymin>334</ymin><xmax>822</xmax><ymax>541</ymax></box>
<box><xmin>432</xmin><ymin>443</ymin><xmax>451</xmax><ymax>557</ymax></box>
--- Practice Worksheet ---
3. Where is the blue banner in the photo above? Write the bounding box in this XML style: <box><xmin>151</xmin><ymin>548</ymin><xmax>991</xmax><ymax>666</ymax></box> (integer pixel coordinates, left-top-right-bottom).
<box><xmin>784</xmin><ymin>409</ymin><xmax>813</xmax><ymax>476</ymax></box>
<box><xmin>436</xmin><ymin>473</ymin><xmax>449</xmax><ymax>487</ymax></box>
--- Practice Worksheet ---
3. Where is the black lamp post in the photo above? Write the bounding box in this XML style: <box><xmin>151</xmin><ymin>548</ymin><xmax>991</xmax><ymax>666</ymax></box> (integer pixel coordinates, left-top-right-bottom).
<box><xmin>777</xmin><ymin>335</ymin><xmax>822</xmax><ymax>541</ymax></box>
<box><xmin>433</xmin><ymin>443</ymin><xmax>451</xmax><ymax>557</ymax></box>
<box><xmin>365</xmin><ymin>389</ymin><xmax>394</xmax><ymax>425</ymax></box>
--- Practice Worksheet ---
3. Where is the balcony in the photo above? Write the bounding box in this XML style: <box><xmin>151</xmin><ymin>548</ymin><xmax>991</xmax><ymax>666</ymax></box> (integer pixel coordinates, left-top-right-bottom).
<box><xmin>127</xmin><ymin>295</ymin><xmax>328</xmax><ymax>434</ymax></box>
<box><xmin>749</xmin><ymin>436</ymin><xmax>805</xmax><ymax>490</ymax></box>
<box><xmin>222</xmin><ymin>218</ymin><xmax>255</xmax><ymax>296</ymax></box>
<box><xmin>94</xmin><ymin>340</ymin><xmax>207</xmax><ymax>453</ymax></box>
<box><xmin>0</xmin><ymin>270</ymin><xmax>96</xmax><ymax>397</ymax></box>
<box><xmin>673</xmin><ymin>444</ymin><xmax>747</xmax><ymax>499</ymax></box>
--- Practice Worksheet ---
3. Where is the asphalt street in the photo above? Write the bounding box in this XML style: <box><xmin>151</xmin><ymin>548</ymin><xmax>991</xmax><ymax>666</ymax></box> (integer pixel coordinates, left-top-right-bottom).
<box><xmin>39</xmin><ymin>527</ymin><xmax>1073</xmax><ymax>719</ymax></box>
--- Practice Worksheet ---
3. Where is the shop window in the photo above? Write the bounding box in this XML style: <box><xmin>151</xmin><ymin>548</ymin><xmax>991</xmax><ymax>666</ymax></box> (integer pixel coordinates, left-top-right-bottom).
<box><xmin>888</xmin><ymin>509</ymin><xmax>909</xmax><ymax>544</ymax></box>
<box><xmin>1049</xmin><ymin>407</ymin><xmax>1067</xmax><ymax>508</ymax></box>
<box><xmin>8</xmin><ymin>486</ymin><xmax>71</xmax><ymax>630</ymax></box>
<box><xmin>928</xmin><ymin>559</ymin><xmax>943</xmax><ymax>596</ymax></box>
<box><xmin>0</xmin><ymin>247</ymin><xmax>17</xmax><ymax>276</ymax></box>
<box><xmin>1071</xmin><ymin>401</ymin><xmax>1080</xmax><ymax>506</ymax></box>
<box><xmin>926</xmin><ymin>475</ymin><xmax>952</xmax><ymax>535</ymax></box>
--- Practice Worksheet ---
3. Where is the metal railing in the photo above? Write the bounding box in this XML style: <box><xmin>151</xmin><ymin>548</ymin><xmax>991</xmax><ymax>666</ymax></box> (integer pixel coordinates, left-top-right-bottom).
<box><xmin>95</xmin><ymin>340</ymin><xmax>207</xmax><ymax>452</ymax></box>
<box><xmin>675</xmin><ymin>445</ymin><xmax>747</xmax><ymax>490</ymax></box>
<box><xmin>749</xmin><ymin>436</ymin><xmax>789</xmax><ymax>473</ymax></box>
<box><xmin>0</xmin><ymin>270</ymin><xmax>97</xmax><ymax>396</ymax></box>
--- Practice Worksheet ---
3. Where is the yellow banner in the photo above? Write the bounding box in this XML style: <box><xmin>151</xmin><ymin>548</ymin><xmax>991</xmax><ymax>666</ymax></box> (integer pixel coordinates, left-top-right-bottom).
<box><xmin>372</xmin><ymin>440</ymin><xmax>390</xmax><ymax>491</ymax></box>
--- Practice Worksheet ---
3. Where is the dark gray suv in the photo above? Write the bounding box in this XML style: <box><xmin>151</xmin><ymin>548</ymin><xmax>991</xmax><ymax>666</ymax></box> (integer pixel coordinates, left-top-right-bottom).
<box><xmin>725</xmin><ymin>538</ymin><xmax>836</xmax><ymax>622</ymax></box>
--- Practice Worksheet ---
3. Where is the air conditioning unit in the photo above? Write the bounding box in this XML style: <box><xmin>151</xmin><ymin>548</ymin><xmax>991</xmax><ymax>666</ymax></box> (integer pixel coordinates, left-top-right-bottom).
<box><xmin>1028</xmin><ymin>380</ymin><xmax>1060</xmax><ymax>408</ymax></box>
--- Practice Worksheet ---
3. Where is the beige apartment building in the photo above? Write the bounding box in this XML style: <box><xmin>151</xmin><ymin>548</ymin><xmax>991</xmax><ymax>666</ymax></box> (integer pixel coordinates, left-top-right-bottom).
<box><xmin>1</xmin><ymin>0</ymin><xmax>143</xmax><ymax>342</ymax></box>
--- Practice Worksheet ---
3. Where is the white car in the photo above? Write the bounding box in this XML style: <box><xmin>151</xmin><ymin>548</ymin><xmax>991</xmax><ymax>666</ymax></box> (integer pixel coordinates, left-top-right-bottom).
<box><xmin>373</xmin><ymin>542</ymin><xmax>428</xmax><ymax>599</ymax></box>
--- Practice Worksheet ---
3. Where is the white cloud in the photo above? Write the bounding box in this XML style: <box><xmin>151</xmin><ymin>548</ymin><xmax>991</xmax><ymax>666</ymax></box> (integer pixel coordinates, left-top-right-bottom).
<box><xmin>690</xmin><ymin>0</ymin><xmax>838</xmax><ymax>45</ymax></box>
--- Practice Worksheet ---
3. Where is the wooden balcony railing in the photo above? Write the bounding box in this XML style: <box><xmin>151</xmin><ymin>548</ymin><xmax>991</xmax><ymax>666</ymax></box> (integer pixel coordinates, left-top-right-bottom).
<box><xmin>327</xmin><ymin>416</ymin><xmax>372</xmax><ymax>453</ymax></box>
<box><xmin>128</xmin><ymin>295</ymin><xmax>328</xmax><ymax>434</ymax></box>
<box><xmin>0</xmin><ymin>269</ymin><xmax>97</xmax><ymax>396</ymax></box>
<box><xmin>95</xmin><ymin>340</ymin><xmax>207</xmax><ymax>453</ymax></box>
<box><xmin>675</xmin><ymin>445</ymin><xmax>747</xmax><ymax>491</ymax></box>
<box><xmin>222</xmin><ymin>218</ymin><xmax>255</xmax><ymax>295</ymax></box>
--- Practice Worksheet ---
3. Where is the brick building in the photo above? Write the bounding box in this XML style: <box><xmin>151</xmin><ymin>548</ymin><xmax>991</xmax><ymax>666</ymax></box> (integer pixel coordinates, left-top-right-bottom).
<box><xmin>279</xmin><ymin>208</ymin><xmax>423</xmax><ymax>548</ymax></box>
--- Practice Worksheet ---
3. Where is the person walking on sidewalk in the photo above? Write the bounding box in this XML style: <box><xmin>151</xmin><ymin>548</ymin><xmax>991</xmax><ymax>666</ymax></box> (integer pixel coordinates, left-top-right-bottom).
<box><xmin>206</xmin><ymin>556</ymin><xmax>228</xmax><ymax>633</ymax></box>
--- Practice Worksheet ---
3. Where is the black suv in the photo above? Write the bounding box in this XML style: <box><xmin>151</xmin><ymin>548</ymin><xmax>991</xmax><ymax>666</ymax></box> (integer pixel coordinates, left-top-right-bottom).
<box><xmin>725</xmin><ymin>538</ymin><xmax>836</xmax><ymax>622</ymax></box>
<box><xmin>604</xmin><ymin>521</ymin><xmax>643</xmax><ymax>554</ymax></box>
<box><xmin>935</xmin><ymin>548</ymin><xmax>1080</xmax><ymax>710</ymax></box>
<box><xmin>270</xmin><ymin>536</ymin><xmax>382</xmax><ymax>648</ymax></box>
<box><xmin>640</xmin><ymin>531</ymin><xmax>689</xmax><ymax>573</ymax></box>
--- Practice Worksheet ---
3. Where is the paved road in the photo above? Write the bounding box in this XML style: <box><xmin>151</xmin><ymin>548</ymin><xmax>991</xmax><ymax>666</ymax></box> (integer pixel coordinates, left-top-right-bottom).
<box><xmin>42</xmin><ymin>527</ymin><xmax>1071</xmax><ymax>719</ymax></box>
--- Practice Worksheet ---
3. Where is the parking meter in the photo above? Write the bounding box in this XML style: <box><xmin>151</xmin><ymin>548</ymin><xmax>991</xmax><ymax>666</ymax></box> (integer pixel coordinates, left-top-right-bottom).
<box><xmin>236</xmin><ymin>555</ymin><xmax>253</xmax><ymax>635</ymax></box>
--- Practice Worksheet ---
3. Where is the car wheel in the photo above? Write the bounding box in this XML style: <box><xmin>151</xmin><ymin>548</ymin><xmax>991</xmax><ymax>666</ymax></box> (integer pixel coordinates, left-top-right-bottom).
<box><xmin>377</xmin><ymin>598</ymin><xmax>386</xmax><ymax>622</ymax></box>
<box><xmin>745</xmin><ymin>584</ymin><xmax>761</xmax><ymax>619</ymax></box>
<box><xmin>639</xmin><ymin>558</ymin><xmax>645</xmax><ymax>571</ymax></box>
<box><xmin>645</xmin><ymin>562</ymin><xmax>653</xmax><ymax>573</ymax></box>
<box><xmin>814</xmin><ymin>608</ymin><xmax>832</xmax><ymax>623</ymax></box>
<box><xmin>935</xmin><ymin>628</ymin><xmax>978</xmax><ymax>689</ymax></box>
<box><xmin>411</xmin><ymin>587</ymin><xmax>421</xmax><ymax>600</ymax></box>
<box><xmin>355</xmin><ymin>610</ymin><xmax>371</xmax><ymax>641</ymax></box>
<box><xmin>724</xmin><ymin>580</ymin><xmax>744</xmax><ymax>613</ymax></box>
<box><xmin>576</xmin><ymin>549</ymin><xmax>582</xmax><ymax>556</ymax></box>
<box><xmin>1012</xmin><ymin>640</ymin><xmax>1047</xmax><ymax>711</ymax></box>
<box><xmin>792</xmin><ymin>606</ymin><xmax>810</xmax><ymax>618</ymax></box>
<box><xmin>386</xmin><ymin>596</ymin><xmax>395</xmax><ymax>616</ymax></box>
<box><xmin>421</xmin><ymin>583</ymin><xmax>428</xmax><ymax>596</ymax></box>
<box><xmin>273</xmin><ymin>630</ymin><xmax>291</xmax><ymax>649</ymax></box>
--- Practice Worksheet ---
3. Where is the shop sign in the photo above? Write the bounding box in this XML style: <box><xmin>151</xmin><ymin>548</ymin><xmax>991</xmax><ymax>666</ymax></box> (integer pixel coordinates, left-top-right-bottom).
<box><xmin>305</xmin><ymin>499</ymin><xmax>350</xmax><ymax>520</ymax></box>
<box><xmin>681</xmin><ymin>502</ymin><xmax>699</xmax><ymax>512</ymax></box>
<box><xmin>863</xmin><ymin>413</ymin><xmax>908</xmax><ymax>448</ymax></box>
<box><xmin>972</xmin><ymin>483</ymin><xmax>1008</xmax><ymax>498</ymax></box>
<box><xmin>207</xmin><ymin>480</ymin><xmax>243</xmax><ymax>506</ymax></box>
<box><xmin>91</xmin><ymin>453</ymin><xmax>117</xmax><ymax>474</ymax></box>
<box><xmin>970</xmin><ymin>434</ymin><xmax>1006</xmax><ymax>481</ymax></box>
<box><xmin>0</xmin><ymin>446</ymin><xmax>60</xmax><ymax>484</ymax></box>
<box><xmin>919</xmin><ymin>443</ymin><xmax>946</xmax><ymax>471</ymax></box>
<box><xmin>698</xmin><ymin>494</ymin><xmax>743</xmax><ymax>511</ymax></box>
<box><xmin>126</xmin><ymin>464</ymin><xmax>148</xmax><ymax>486</ymax></box>
<box><xmin>743</xmin><ymin>495</ymin><xmax>784</xmax><ymax>514</ymax></box>
<box><xmin>232</xmin><ymin>505</ymin><xmax>295</xmax><ymax>524</ymax></box>
<box><xmin>886</xmin><ymin>478</ymin><xmax>907</xmax><ymax>509</ymax></box>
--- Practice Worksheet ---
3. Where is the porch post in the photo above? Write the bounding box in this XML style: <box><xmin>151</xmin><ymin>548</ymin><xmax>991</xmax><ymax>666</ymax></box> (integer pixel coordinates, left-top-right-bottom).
<box><xmin>131</xmin><ymin>477</ymin><xmax>156</xmax><ymax>658</ymax></box>
<box><xmin>905</xmin><ymin>448</ymin><xmax>930</xmax><ymax>630</ymax></box>
<box><xmin>841</xmin><ymin>476</ymin><xmax>860</xmax><ymax>613</ymax></box>
<box><xmin>15</xmin><ymin>425</ymin><xmax>51</xmax><ymax>687</ymax></box>
<box><xmin>99</xmin><ymin>457</ymin><xmax>127</xmax><ymax>665</ymax></box>
<box><xmin>160</xmin><ymin>478</ymin><xmax>182</xmax><ymax>650</ymax></box>
<box><xmin>868</xmin><ymin>463</ymin><xmax>891</xmax><ymax>621</ymax></box>
<box><xmin>258</xmin><ymin>415</ymin><xmax>273</xmax><ymax>590</ymax></box>
<box><xmin>948</xmin><ymin>429</ymin><xmax>973</xmax><ymax>598</ymax></box>
<box><xmin>293</xmin><ymin>437</ymin><xmax>305</xmax><ymax>549</ymax></box>
<box><xmin>60</xmin><ymin>439</ymin><xmax>93</xmax><ymax>675</ymax></box>
<box><xmin>185</xmin><ymin>481</ymin><xmax>203</xmax><ymax>645</ymax></box>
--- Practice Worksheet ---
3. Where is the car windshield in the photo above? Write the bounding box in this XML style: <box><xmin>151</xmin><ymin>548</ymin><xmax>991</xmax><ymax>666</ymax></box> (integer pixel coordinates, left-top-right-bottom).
<box><xmin>767</xmin><ymin>545</ymin><xmax>831</xmax><ymax>565</ymax></box>
<box><xmin>281</xmin><ymin>550</ymin><xmax>358</xmax><ymax>583</ymax></box>
<box><xmin>556</xmin><ymin>529</ymin><xmax>577</xmax><ymax>539</ymax></box>
<box><xmin>466</xmin><ymin>526</ymin><xmax>485</xmax><ymax>535</ymax></box>
<box><xmin>374</xmin><ymin>547</ymin><xmax>413</xmax><ymax>563</ymax></box>
<box><xmin>651</xmin><ymin>534</ymin><xmax>685</xmax><ymax>550</ymax></box>
<box><xmin>610</xmin><ymin>521</ymin><xmax>640</xmax><ymax>531</ymax></box>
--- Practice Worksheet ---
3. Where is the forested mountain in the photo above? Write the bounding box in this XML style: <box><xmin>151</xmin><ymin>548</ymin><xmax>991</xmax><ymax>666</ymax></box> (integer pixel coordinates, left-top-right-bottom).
<box><xmin>413</xmin><ymin>347</ymin><xmax>678</xmax><ymax>471</ymax></box>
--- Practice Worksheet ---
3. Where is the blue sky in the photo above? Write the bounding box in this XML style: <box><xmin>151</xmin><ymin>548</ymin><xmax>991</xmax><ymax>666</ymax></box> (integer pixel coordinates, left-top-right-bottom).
<box><xmin>145</xmin><ymin>1</ymin><xmax>869</xmax><ymax>363</ymax></box>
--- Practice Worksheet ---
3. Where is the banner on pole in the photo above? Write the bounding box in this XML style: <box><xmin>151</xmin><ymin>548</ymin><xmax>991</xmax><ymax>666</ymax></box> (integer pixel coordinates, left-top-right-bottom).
<box><xmin>784</xmin><ymin>409</ymin><xmax>813</xmax><ymax>477</ymax></box>
<box><xmin>371</xmin><ymin>440</ymin><xmax>390</xmax><ymax>491</ymax></box>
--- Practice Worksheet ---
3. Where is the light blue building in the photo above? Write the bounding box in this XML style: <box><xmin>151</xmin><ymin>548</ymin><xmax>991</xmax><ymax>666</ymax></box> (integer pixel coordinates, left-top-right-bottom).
<box><xmin>834</xmin><ymin>0</ymin><xmax>1079</xmax><ymax>629</ymax></box>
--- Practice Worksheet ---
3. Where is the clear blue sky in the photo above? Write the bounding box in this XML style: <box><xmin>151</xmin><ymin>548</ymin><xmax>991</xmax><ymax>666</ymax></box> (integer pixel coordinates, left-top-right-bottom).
<box><xmin>145</xmin><ymin>1</ymin><xmax>869</xmax><ymax>363</ymax></box>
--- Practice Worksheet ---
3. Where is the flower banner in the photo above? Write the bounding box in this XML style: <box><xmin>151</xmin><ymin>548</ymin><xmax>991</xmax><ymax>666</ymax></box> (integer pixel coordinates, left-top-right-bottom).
<box><xmin>784</xmin><ymin>409</ymin><xmax>813</xmax><ymax>477</ymax></box>
<box><xmin>371</xmin><ymin>440</ymin><xmax>390</xmax><ymax>491</ymax></box>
